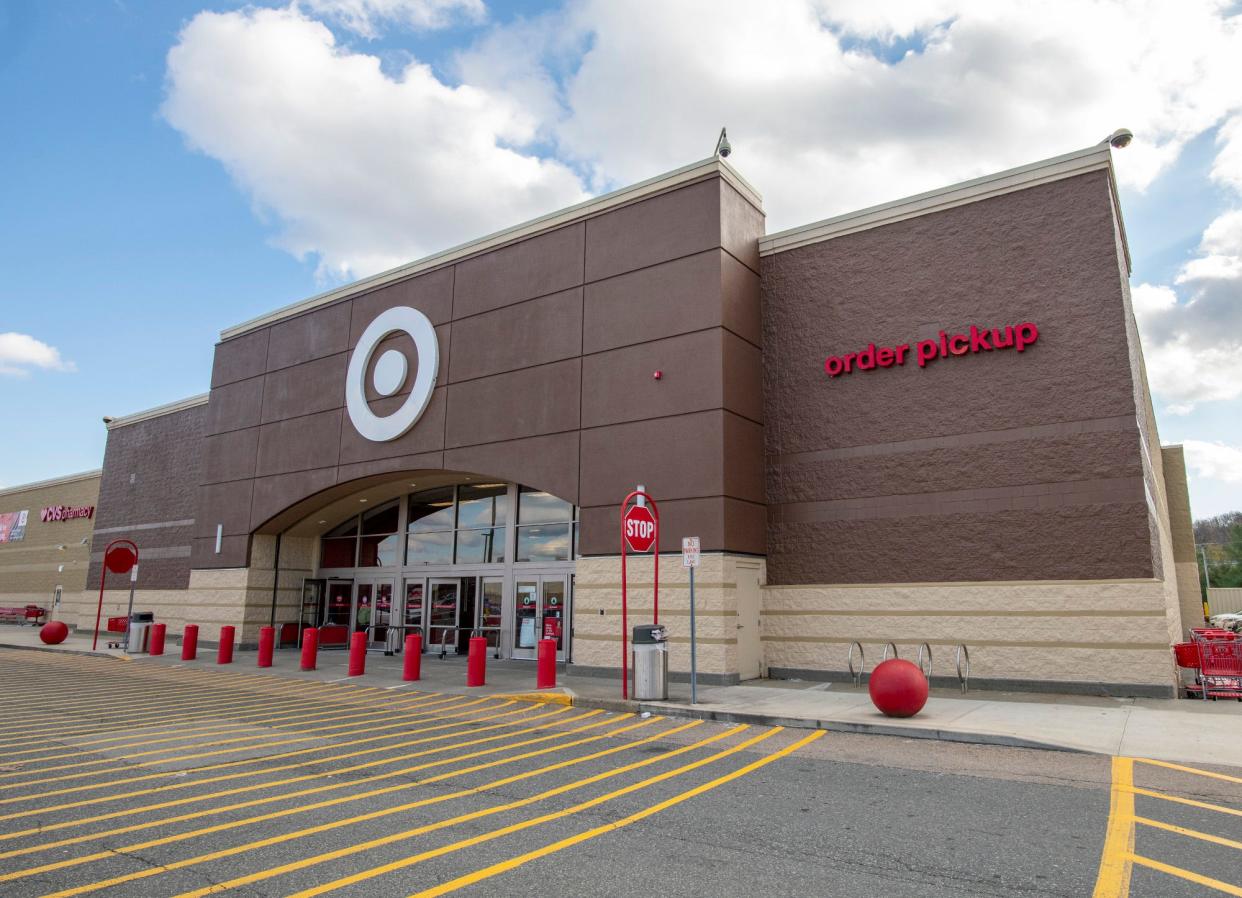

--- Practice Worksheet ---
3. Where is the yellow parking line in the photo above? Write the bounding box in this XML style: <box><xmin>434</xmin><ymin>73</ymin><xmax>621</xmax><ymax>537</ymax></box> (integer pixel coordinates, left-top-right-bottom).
<box><xmin>1128</xmin><ymin>854</ymin><xmax>1242</xmax><ymax>897</ymax></box>
<box><xmin>1134</xmin><ymin>758</ymin><xmax>1242</xmax><ymax>786</ymax></box>
<box><xmin>0</xmin><ymin>697</ymin><xmax>516</xmax><ymax>815</ymax></box>
<box><xmin>277</xmin><ymin>726</ymin><xmax>783</xmax><ymax>898</ymax></box>
<box><xmin>1135</xmin><ymin>816</ymin><xmax>1242</xmax><ymax>852</ymax></box>
<box><xmin>0</xmin><ymin>711</ymin><xmax>625</xmax><ymax>863</ymax></box>
<box><xmin>1092</xmin><ymin>756</ymin><xmax>1134</xmax><ymax>898</ymax></box>
<box><xmin>147</xmin><ymin>720</ymin><xmax>736</xmax><ymax>898</ymax></box>
<box><xmin>411</xmin><ymin>730</ymin><xmax>827</xmax><ymax>898</ymax></box>
<box><xmin>1130</xmin><ymin>787</ymin><xmax>1242</xmax><ymax>819</ymax></box>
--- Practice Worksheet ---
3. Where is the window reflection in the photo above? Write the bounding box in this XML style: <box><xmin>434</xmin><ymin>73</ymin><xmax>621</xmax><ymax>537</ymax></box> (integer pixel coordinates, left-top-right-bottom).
<box><xmin>518</xmin><ymin>487</ymin><xmax>572</xmax><ymax>525</ymax></box>
<box><xmin>406</xmin><ymin>530</ymin><xmax>454</xmax><ymax>565</ymax></box>
<box><xmin>408</xmin><ymin>487</ymin><xmax>455</xmax><ymax>532</ymax></box>
<box><xmin>516</xmin><ymin>523</ymin><xmax>572</xmax><ymax>562</ymax></box>
<box><xmin>455</xmin><ymin>527</ymin><xmax>505</xmax><ymax>564</ymax></box>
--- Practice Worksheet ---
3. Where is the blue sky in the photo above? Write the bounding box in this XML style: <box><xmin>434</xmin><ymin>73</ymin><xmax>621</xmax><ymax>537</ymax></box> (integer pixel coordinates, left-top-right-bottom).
<box><xmin>2</xmin><ymin>0</ymin><xmax>1241</xmax><ymax>520</ymax></box>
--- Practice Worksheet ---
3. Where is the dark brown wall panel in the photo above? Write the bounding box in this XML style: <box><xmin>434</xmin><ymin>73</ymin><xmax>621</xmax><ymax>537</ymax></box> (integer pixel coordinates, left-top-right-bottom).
<box><xmin>448</xmin><ymin>287</ymin><xmax>582</xmax><ymax>382</ymax></box>
<box><xmin>580</xmin><ymin>331</ymin><xmax>723</xmax><ymax>428</ymax></box>
<box><xmin>584</xmin><ymin>180</ymin><xmax>719</xmax><ymax>282</ymax></box>
<box><xmin>260</xmin><ymin>354</ymin><xmax>348</xmax><ymax>424</ymax></box>
<box><xmin>761</xmin><ymin>171</ymin><xmax>1153</xmax><ymax>584</ymax></box>
<box><xmin>210</xmin><ymin>329</ymin><xmax>268</xmax><ymax>389</ymax></box>
<box><xmin>204</xmin><ymin>377</ymin><xmax>263</xmax><ymax>435</ymax></box>
<box><xmin>266</xmin><ymin>302</ymin><xmax>351</xmax><ymax>373</ymax></box>
<box><xmin>444</xmin><ymin>360</ymin><xmax>581</xmax><ymax>448</ymax></box>
<box><xmin>254</xmin><ymin>409</ymin><xmax>343</xmax><ymax>477</ymax></box>
<box><xmin>453</xmin><ymin>224</ymin><xmax>584</xmax><ymax>318</ymax></box>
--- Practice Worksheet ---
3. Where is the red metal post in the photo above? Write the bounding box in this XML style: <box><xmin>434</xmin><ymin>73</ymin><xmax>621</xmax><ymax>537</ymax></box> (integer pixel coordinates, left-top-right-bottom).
<box><xmin>92</xmin><ymin>538</ymin><xmax>138</xmax><ymax>651</ymax></box>
<box><xmin>403</xmin><ymin>633</ymin><xmax>422</xmax><ymax>681</ymax></box>
<box><xmin>619</xmin><ymin>489</ymin><xmax>661</xmax><ymax>700</ymax></box>
<box><xmin>217</xmin><ymin>626</ymin><xmax>235</xmax><ymax>664</ymax></box>
<box><xmin>181</xmin><ymin>624</ymin><xmax>198</xmax><ymax>661</ymax></box>
<box><xmin>257</xmin><ymin>626</ymin><xmax>275</xmax><ymax>668</ymax></box>
<box><xmin>300</xmin><ymin>627</ymin><xmax>319</xmax><ymax>671</ymax></box>
<box><xmin>537</xmin><ymin>638</ymin><xmax>557</xmax><ymax>689</ymax></box>
<box><xmin>348</xmin><ymin>631</ymin><xmax>367</xmax><ymax>676</ymax></box>
<box><xmin>149</xmin><ymin>623</ymin><xmax>166</xmax><ymax>656</ymax></box>
<box><xmin>466</xmin><ymin>636</ymin><xmax>487</xmax><ymax>687</ymax></box>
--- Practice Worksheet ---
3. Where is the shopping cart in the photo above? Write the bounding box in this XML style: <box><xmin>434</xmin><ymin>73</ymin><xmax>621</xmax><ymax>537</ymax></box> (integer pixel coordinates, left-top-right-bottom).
<box><xmin>1174</xmin><ymin>629</ymin><xmax>1242</xmax><ymax>700</ymax></box>
<box><xmin>105</xmin><ymin>615</ymin><xmax>129</xmax><ymax>650</ymax></box>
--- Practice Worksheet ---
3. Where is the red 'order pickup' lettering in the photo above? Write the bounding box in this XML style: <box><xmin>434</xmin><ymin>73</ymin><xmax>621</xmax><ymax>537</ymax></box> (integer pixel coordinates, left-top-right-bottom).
<box><xmin>824</xmin><ymin>322</ymin><xmax>1038</xmax><ymax>379</ymax></box>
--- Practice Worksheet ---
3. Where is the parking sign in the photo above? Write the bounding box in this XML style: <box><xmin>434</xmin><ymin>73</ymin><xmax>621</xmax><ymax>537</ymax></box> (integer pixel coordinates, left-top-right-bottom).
<box><xmin>681</xmin><ymin>536</ymin><xmax>700</xmax><ymax>568</ymax></box>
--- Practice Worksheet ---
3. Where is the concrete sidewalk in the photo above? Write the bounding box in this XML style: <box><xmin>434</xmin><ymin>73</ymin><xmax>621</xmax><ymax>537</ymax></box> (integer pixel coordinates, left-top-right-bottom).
<box><xmin>4</xmin><ymin>626</ymin><xmax>1239</xmax><ymax>767</ymax></box>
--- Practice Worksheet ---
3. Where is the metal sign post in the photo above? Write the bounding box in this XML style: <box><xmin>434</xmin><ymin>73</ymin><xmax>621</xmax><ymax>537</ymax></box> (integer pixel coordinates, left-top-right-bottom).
<box><xmin>92</xmin><ymin>539</ymin><xmax>138</xmax><ymax>651</ymax></box>
<box><xmin>619</xmin><ymin>487</ymin><xmax>660</xmax><ymax>701</ymax></box>
<box><xmin>682</xmin><ymin>536</ymin><xmax>700</xmax><ymax>704</ymax></box>
<box><xmin>123</xmin><ymin>564</ymin><xmax>139</xmax><ymax>650</ymax></box>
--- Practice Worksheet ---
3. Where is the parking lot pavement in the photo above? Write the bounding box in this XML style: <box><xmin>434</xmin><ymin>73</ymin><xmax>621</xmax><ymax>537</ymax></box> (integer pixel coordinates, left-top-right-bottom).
<box><xmin>2</xmin><ymin>647</ymin><xmax>1239</xmax><ymax>898</ymax></box>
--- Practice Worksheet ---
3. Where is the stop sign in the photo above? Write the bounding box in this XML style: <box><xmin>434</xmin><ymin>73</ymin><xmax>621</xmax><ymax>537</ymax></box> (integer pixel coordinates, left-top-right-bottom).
<box><xmin>623</xmin><ymin>504</ymin><xmax>657</xmax><ymax>553</ymax></box>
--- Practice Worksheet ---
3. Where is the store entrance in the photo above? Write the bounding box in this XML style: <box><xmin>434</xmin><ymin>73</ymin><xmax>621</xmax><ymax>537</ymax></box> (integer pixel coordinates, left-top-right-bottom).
<box><xmin>512</xmin><ymin>574</ymin><xmax>571</xmax><ymax>661</ymax></box>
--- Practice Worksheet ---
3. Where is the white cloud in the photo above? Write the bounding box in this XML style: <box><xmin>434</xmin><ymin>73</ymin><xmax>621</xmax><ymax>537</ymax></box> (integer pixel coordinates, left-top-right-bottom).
<box><xmin>298</xmin><ymin>0</ymin><xmax>483</xmax><ymax>38</ymax></box>
<box><xmin>162</xmin><ymin>5</ymin><xmax>586</xmax><ymax>280</ymax></box>
<box><xmin>0</xmin><ymin>332</ymin><xmax>76</xmax><ymax>377</ymax></box>
<box><xmin>1184</xmin><ymin>439</ymin><xmax>1242</xmax><ymax>485</ymax></box>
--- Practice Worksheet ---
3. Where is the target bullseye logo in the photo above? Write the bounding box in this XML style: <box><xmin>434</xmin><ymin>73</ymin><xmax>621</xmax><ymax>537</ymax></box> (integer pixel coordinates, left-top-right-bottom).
<box><xmin>346</xmin><ymin>306</ymin><xmax>439</xmax><ymax>442</ymax></box>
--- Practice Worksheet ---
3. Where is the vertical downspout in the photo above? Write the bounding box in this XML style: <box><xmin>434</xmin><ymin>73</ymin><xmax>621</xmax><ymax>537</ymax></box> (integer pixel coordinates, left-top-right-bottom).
<box><xmin>269</xmin><ymin>532</ymin><xmax>282</xmax><ymax>629</ymax></box>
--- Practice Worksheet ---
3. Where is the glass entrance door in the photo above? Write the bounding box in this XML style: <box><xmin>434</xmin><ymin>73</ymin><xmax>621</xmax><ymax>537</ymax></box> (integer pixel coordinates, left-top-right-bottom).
<box><xmin>354</xmin><ymin>580</ymin><xmax>394</xmax><ymax>649</ymax></box>
<box><xmin>512</xmin><ymin>574</ymin><xmax>570</xmax><ymax>660</ymax></box>
<box><xmin>428</xmin><ymin>579</ymin><xmax>460</xmax><ymax>654</ymax></box>
<box><xmin>401</xmin><ymin>579</ymin><xmax>425</xmax><ymax>648</ymax></box>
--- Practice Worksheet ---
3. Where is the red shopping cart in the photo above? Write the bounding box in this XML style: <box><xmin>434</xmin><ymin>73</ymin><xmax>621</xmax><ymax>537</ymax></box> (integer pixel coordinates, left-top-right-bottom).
<box><xmin>105</xmin><ymin>616</ymin><xmax>129</xmax><ymax>650</ymax></box>
<box><xmin>1174</xmin><ymin>631</ymin><xmax>1242</xmax><ymax>700</ymax></box>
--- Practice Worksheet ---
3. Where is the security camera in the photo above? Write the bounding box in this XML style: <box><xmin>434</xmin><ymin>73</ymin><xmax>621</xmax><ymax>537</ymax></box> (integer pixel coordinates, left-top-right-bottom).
<box><xmin>1106</xmin><ymin>128</ymin><xmax>1133</xmax><ymax>149</ymax></box>
<box><xmin>102</xmin><ymin>416</ymin><xmax>114</xmax><ymax>424</ymax></box>
<box><xmin>715</xmin><ymin>127</ymin><xmax>731</xmax><ymax>158</ymax></box>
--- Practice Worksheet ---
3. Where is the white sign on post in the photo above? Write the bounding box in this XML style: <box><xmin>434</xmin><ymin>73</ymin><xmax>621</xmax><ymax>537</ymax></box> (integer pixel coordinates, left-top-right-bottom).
<box><xmin>681</xmin><ymin>536</ymin><xmax>700</xmax><ymax>568</ymax></box>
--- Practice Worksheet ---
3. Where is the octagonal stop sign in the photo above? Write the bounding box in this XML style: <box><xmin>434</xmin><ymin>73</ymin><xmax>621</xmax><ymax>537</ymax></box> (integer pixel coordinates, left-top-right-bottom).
<box><xmin>623</xmin><ymin>504</ymin><xmax>657</xmax><ymax>553</ymax></box>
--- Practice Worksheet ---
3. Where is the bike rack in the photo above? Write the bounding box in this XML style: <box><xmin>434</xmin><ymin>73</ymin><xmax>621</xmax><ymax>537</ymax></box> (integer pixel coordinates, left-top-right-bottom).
<box><xmin>881</xmin><ymin>642</ymin><xmax>899</xmax><ymax>662</ymax></box>
<box><xmin>955</xmin><ymin>644</ymin><xmax>971</xmax><ymax>693</ymax></box>
<box><xmin>847</xmin><ymin>641</ymin><xmax>866</xmax><ymax>687</ymax></box>
<box><xmin>916</xmin><ymin>642</ymin><xmax>933</xmax><ymax>680</ymax></box>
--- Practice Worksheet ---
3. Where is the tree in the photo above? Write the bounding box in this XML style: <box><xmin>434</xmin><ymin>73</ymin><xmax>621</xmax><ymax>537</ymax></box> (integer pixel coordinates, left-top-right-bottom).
<box><xmin>1197</xmin><ymin>515</ymin><xmax>1242</xmax><ymax>591</ymax></box>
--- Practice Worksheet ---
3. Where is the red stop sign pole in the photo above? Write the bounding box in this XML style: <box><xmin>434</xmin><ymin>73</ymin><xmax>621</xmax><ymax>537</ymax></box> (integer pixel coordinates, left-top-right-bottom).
<box><xmin>620</xmin><ymin>489</ymin><xmax>659</xmax><ymax>700</ymax></box>
<box><xmin>93</xmin><ymin>539</ymin><xmax>138</xmax><ymax>651</ymax></box>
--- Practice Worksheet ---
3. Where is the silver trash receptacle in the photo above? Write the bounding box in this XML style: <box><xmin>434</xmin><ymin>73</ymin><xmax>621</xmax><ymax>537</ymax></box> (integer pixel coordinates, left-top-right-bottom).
<box><xmin>128</xmin><ymin>612</ymin><xmax>154</xmax><ymax>653</ymax></box>
<box><xmin>632</xmin><ymin>624</ymin><xmax>668</xmax><ymax>701</ymax></box>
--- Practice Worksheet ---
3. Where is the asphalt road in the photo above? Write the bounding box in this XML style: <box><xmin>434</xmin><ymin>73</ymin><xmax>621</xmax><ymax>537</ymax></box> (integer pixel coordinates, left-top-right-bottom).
<box><xmin>0</xmin><ymin>647</ymin><xmax>1238</xmax><ymax>897</ymax></box>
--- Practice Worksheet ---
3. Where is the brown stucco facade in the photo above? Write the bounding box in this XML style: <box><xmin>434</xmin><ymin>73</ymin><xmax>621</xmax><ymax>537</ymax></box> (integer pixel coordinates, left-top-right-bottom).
<box><xmin>60</xmin><ymin>145</ymin><xmax>1199</xmax><ymax>695</ymax></box>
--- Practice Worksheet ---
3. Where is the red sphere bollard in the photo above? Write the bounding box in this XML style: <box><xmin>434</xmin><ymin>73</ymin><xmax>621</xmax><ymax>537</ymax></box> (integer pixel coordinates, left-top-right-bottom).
<box><xmin>403</xmin><ymin>633</ymin><xmax>422</xmax><ymax>681</ymax></box>
<box><xmin>300</xmin><ymin>627</ymin><xmax>319</xmax><ymax>671</ymax></box>
<box><xmin>181</xmin><ymin>624</ymin><xmax>198</xmax><ymax>661</ymax></box>
<box><xmin>466</xmin><ymin>636</ymin><xmax>487</xmax><ymax>687</ymax></box>
<box><xmin>149</xmin><ymin>623</ymin><xmax>166</xmax><ymax>656</ymax></box>
<box><xmin>536</xmin><ymin>638</ymin><xmax>557</xmax><ymax>689</ymax></box>
<box><xmin>217</xmin><ymin>626</ymin><xmax>235</xmax><ymax>665</ymax></box>
<box><xmin>868</xmin><ymin>659</ymin><xmax>929</xmax><ymax>718</ymax></box>
<box><xmin>257</xmin><ymin>626</ymin><xmax>275</xmax><ymax>668</ymax></box>
<box><xmin>348</xmin><ymin>631</ymin><xmax>367</xmax><ymax>677</ymax></box>
<box><xmin>39</xmin><ymin>620</ymin><xmax>69</xmax><ymax>645</ymax></box>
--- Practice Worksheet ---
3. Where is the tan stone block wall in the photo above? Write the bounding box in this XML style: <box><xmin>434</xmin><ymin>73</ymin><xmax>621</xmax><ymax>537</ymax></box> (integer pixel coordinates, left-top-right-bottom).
<box><xmin>0</xmin><ymin>473</ymin><xmax>100</xmax><ymax>606</ymax></box>
<box><xmin>761</xmin><ymin>578</ymin><xmax>1179</xmax><ymax>691</ymax></box>
<box><xmin>1175</xmin><ymin>562</ymin><xmax>1205</xmax><ymax>632</ymax></box>
<box><xmin>573</xmin><ymin>553</ymin><xmax>762</xmax><ymax>679</ymax></box>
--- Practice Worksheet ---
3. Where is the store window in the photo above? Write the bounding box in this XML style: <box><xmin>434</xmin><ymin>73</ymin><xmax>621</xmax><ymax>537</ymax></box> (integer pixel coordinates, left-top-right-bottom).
<box><xmin>406</xmin><ymin>486</ymin><xmax>455</xmax><ymax>564</ymax></box>
<box><xmin>516</xmin><ymin>486</ymin><xmax>577</xmax><ymax>562</ymax></box>
<box><xmin>320</xmin><ymin>518</ymin><xmax>358</xmax><ymax>568</ymax></box>
<box><xmin>358</xmin><ymin>501</ymin><xmax>400</xmax><ymax>567</ymax></box>
<box><xmin>456</xmin><ymin>483</ymin><xmax>507</xmax><ymax>564</ymax></box>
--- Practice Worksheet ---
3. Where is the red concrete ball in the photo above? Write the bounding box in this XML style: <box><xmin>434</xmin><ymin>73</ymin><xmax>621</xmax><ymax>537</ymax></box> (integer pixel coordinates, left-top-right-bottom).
<box><xmin>39</xmin><ymin>621</ymin><xmax>69</xmax><ymax>645</ymax></box>
<box><xmin>868</xmin><ymin>658</ymin><xmax>929</xmax><ymax>718</ymax></box>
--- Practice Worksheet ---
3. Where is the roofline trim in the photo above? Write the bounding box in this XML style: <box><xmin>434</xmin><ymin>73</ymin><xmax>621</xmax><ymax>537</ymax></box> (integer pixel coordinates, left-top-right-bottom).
<box><xmin>760</xmin><ymin>143</ymin><xmax>1130</xmax><ymax>271</ymax></box>
<box><xmin>105</xmin><ymin>393</ymin><xmax>210</xmax><ymax>431</ymax></box>
<box><xmin>219</xmin><ymin>156</ymin><xmax>763</xmax><ymax>342</ymax></box>
<box><xmin>0</xmin><ymin>469</ymin><xmax>102</xmax><ymax>498</ymax></box>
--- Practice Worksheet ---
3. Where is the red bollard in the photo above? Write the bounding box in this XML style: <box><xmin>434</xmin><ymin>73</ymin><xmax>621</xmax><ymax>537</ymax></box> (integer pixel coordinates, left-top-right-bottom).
<box><xmin>257</xmin><ymin>626</ymin><xmax>275</xmax><ymax>668</ymax></box>
<box><xmin>348</xmin><ymin>631</ymin><xmax>367</xmax><ymax>676</ymax></box>
<box><xmin>181</xmin><ymin>624</ymin><xmax>198</xmax><ymax>661</ymax></box>
<box><xmin>467</xmin><ymin>636</ymin><xmax>487</xmax><ymax>687</ymax></box>
<box><xmin>149</xmin><ymin>623</ymin><xmax>166</xmax><ymax>656</ymax></box>
<box><xmin>403</xmin><ymin>633</ymin><xmax>422</xmax><ymax>681</ymax></box>
<box><xmin>217</xmin><ymin>625</ymin><xmax>235</xmax><ymax>665</ymax></box>
<box><xmin>537</xmin><ymin>638</ymin><xmax>557</xmax><ymax>689</ymax></box>
<box><xmin>301</xmin><ymin>627</ymin><xmax>319</xmax><ymax>671</ymax></box>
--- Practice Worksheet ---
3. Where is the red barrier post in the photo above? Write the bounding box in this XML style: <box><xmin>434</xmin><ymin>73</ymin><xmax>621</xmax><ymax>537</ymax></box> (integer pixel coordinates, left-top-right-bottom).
<box><xmin>181</xmin><ymin>624</ymin><xmax>198</xmax><ymax>661</ymax></box>
<box><xmin>537</xmin><ymin>638</ymin><xmax>557</xmax><ymax>689</ymax></box>
<box><xmin>403</xmin><ymin>633</ymin><xmax>422</xmax><ymax>681</ymax></box>
<box><xmin>466</xmin><ymin>636</ymin><xmax>487</xmax><ymax>687</ymax></box>
<box><xmin>257</xmin><ymin>626</ymin><xmax>275</xmax><ymax>668</ymax></box>
<box><xmin>300</xmin><ymin>627</ymin><xmax>319</xmax><ymax>671</ymax></box>
<box><xmin>348</xmin><ymin>631</ymin><xmax>367</xmax><ymax>676</ymax></box>
<box><xmin>149</xmin><ymin>623</ymin><xmax>166</xmax><ymax>656</ymax></box>
<box><xmin>217</xmin><ymin>625</ymin><xmax>235</xmax><ymax>665</ymax></box>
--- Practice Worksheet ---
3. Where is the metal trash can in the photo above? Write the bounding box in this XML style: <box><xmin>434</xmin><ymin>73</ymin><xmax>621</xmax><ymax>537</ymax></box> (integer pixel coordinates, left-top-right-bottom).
<box><xmin>128</xmin><ymin>612</ymin><xmax>154</xmax><ymax>653</ymax></box>
<box><xmin>632</xmin><ymin>624</ymin><xmax>668</xmax><ymax>700</ymax></box>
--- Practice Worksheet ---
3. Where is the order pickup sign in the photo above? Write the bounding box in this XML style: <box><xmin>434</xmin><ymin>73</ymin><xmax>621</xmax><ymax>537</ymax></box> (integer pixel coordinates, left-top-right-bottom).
<box><xmin>623</xmin><ymin>504</ymin><xmax>657</xmax><ymax>553</ymax></box>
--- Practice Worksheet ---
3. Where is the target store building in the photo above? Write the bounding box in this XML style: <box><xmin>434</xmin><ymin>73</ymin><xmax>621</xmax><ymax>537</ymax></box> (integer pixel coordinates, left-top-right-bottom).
<box><xmin>71</xmin><ymin>139</ymin><xmax>1201</xmax><ymax>697</ymax></box>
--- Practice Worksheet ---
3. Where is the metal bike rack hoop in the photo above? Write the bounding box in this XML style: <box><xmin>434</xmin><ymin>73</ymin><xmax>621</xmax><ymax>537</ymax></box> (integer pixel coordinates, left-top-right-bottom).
<box><xmin>955</xmin><ymin>644</ymin><xmax>971</xmax><ymax>693</ymax></box>
<box><xmin>916</xmin><ymin>642</ymin><xmax>933</xmax><ymax>680</ymax></box>
<box><xmin>881</xmin><ymin>642</ymin><xmax>899</xmax><ymax>662</ymax></box>
<box><xmin>847</xmin><ymin>641</ymin><xmax>866</xmax><ymax>687</ymax></box>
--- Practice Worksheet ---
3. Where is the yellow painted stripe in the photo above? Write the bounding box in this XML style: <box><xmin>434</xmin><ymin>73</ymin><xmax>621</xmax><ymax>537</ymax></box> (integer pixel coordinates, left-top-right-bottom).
<box><xmin>0</xmin><ymin>710</ymin><xmax>619</xmax><ymax>882</ymax></box>
<box><xmin>170</xmin><ymin>721</ymin><xmax>745</xmax><ymax>898</ymax></box>
<box><xmin>1092</xmin><ymin>756</ymin><xmax>1134</xmax><ymax>898</ymax></box>
<box><xmin>281</xmin><ymin>726</ymin><xmax>784</xmax><ymax>898</ymax></box>
<box><xmin>1128</xmin><ymin>854</ymin><xmax>1242</xmax><ymax>897</ymax></box>
<box><xmin>1130</xmin><ymin>787</ymin><xmax>1242</xmax><ymax>819</ymax></box>
<box><xmin>501</xmin><ymin>692</ymin><xmax>573</xmax><ymax>705</ymax></box>
<box><xmin>1135</xmin><ymin>816</ymin><xmax>1242</xmax><ymax>852</ymax></box>
<box><xmin>1135</xmin><ymin>758</ymin><xmax>1242</xmax><ymax>786</ymax></box>
<box><xmin>412</xmin><ymin>730</ymin><xmax>827</xmax><ymax>898</ymax></box>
